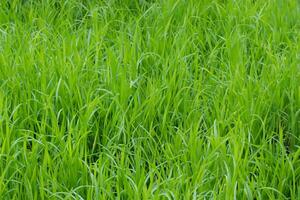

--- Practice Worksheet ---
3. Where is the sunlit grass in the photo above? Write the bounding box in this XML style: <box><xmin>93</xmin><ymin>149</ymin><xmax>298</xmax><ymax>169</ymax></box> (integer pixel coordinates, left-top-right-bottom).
<box><xmin>0</xmin><ymin>0</ymin><xmax>299</xmax><ymax>199</ymax></box>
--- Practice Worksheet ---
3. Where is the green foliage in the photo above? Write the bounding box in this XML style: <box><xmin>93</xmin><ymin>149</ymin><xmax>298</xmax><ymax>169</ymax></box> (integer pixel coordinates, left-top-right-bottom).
<box><xmin>0</xmin><ymin>0</ymin><xmax>299</xmax><ymax>199</ymax></box>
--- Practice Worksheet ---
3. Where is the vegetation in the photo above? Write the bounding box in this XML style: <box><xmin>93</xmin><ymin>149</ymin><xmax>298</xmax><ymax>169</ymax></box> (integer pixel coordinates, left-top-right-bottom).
<box><xmin>0</xmin><ymin>0</ymin><xmax>299</xmax><ymax>199</ymax></box>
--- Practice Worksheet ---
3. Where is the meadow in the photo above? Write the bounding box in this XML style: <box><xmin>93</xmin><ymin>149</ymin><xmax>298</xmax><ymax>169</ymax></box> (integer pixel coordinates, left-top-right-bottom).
<box><xmin>0</xmin><ymin>0</ymin><xmax>299</xmax><ymax>199</ymax></box>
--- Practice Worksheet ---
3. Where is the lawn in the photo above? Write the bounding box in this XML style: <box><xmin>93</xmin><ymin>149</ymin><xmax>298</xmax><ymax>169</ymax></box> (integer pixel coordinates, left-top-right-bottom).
<box><xmin>0</xmin><ymin>0</ymin><xmax>299</xmax><ymax>199</ymax></box>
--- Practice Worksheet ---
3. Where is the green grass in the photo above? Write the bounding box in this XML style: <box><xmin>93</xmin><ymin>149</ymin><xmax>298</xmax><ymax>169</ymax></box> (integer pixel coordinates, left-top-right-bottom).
<box><xmin>0</xmin><ymin>0</ymin><xmax>299</xmax><ymax>199</ymax></box>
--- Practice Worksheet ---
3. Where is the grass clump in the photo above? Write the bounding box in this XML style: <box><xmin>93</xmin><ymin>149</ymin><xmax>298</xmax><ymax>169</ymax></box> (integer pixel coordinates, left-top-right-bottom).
<box><xmin>0</xmin><ymin>0</ymin><xmax>299</xmax><ymax>199</ymax></box>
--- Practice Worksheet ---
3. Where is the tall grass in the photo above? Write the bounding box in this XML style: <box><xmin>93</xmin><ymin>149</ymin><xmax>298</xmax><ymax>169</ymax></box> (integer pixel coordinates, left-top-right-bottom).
<box><xmin>0</xmin><ymin>0</ymin><xmax>299</xmax><ymax>199</ymax></box>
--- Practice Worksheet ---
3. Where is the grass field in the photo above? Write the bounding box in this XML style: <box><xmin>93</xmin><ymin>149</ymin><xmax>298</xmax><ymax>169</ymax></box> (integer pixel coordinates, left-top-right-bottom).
<box><xmin>0</xmin><ymin>0</ymin><xmax>300</xmax><ymax>199</ymax></box>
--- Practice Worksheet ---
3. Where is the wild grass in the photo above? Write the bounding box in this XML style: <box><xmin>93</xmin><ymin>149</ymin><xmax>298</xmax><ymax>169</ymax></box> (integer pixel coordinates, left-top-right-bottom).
<box><xmin>0</xmin><ymin>0</ymin><xmax>299</xmax><ymax>199</ymax></box>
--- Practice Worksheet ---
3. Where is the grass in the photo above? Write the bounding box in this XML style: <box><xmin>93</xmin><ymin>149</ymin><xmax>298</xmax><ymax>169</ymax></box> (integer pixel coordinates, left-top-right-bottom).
<box><xmin>0</xmin><ymin>0</ymin><xmax>299</xmax><ymax>199</ymax></box>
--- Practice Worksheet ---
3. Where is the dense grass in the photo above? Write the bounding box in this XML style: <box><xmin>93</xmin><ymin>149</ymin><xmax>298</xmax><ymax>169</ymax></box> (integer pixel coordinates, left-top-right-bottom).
<box><xmin>0</xmin><ymin>0</ymin><xmax>299</xmax><ymax>199</ymax></box>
